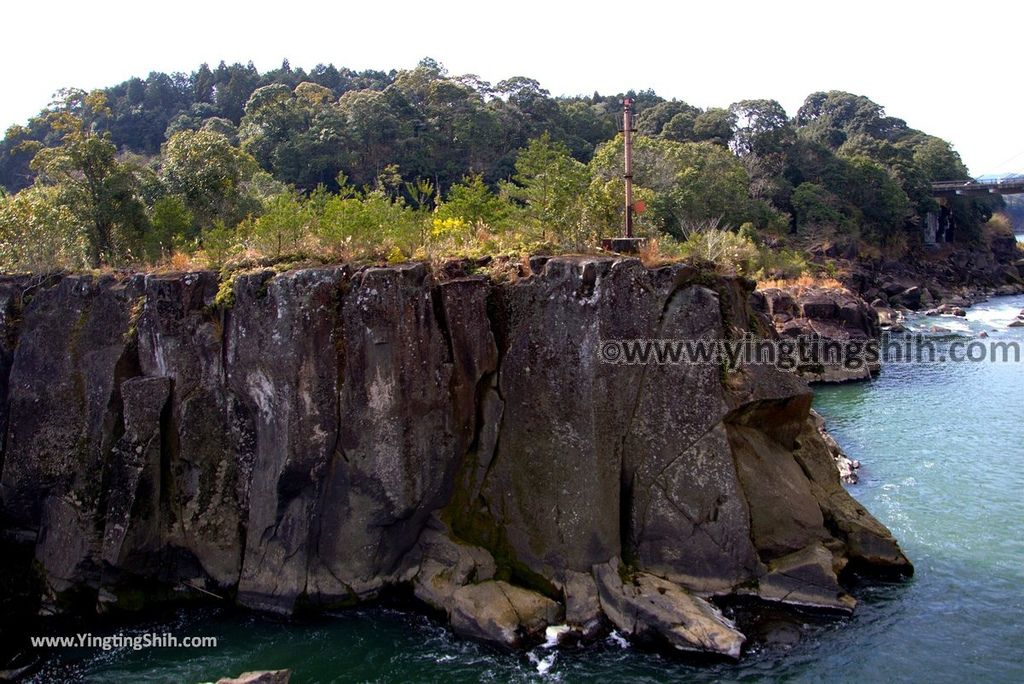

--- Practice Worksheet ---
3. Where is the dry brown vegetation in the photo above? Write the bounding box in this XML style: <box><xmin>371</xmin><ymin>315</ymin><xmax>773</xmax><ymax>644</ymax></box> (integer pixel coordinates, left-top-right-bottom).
<box><xmin>756</xmin><ymin>274</ymin><xmax>848</xmax><ymax>293</ymax></box>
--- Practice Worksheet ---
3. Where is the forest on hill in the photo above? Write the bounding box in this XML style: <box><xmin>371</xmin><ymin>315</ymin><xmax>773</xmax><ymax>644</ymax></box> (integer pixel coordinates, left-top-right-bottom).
<box><xmin>0</xmin><ymin>58</ymin><xmax>1000</xmax><ymax>273</ymax></box>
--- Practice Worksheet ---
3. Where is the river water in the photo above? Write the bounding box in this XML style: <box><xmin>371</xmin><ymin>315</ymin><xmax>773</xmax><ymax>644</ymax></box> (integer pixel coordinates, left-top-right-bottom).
<box><xmin>28</xmin><ymin>296</ymin><xmax>1024</xmax><ymax>683</ymax></box>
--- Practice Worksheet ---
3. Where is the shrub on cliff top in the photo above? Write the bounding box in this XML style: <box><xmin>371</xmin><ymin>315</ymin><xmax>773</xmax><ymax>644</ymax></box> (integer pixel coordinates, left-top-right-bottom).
<box><xmin>983</xmin><ymin>213</ymin><xmax>1014</xmax><ymax>239</ymax></box>
<box><xmin>0</xmin><ymin>184</ymin><xmax>88</xmax><ymax>271</ymax></box>
<box><xmin>679</xmin><ymin>228</ymin><xmax>758</xmax><ymax>269</ymax></box>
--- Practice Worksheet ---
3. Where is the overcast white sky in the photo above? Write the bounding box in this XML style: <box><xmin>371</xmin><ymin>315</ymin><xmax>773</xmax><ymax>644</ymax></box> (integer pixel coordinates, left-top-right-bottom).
<box><xmin>3</xmin><ymin>0</ymin><xmax>1022</xmax><ymax>175</ymax></box>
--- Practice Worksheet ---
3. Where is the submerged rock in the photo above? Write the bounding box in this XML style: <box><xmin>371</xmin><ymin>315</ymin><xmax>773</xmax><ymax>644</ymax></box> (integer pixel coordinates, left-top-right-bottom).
<box><xmin>215</xmin><ymin>671</ymin><xmax>290</xmax><ymax>684</ymax></box>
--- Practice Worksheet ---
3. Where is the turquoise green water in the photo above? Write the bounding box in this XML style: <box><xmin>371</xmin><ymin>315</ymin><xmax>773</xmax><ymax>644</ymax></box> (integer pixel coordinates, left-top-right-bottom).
<box><xmin>29</xmin><ymin>296</ymin><xmax>1024</xmax><ymax>683</ymax></box>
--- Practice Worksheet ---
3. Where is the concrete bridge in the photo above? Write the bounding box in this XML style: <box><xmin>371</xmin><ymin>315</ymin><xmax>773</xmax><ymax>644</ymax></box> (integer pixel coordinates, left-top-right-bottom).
<box><xmin>925</xmin><ymin>176</ymin><xmax>1024</xmax><ymax>244</ymax></box>
<box><xmin>931</xmin><ymin>176</ymin><xmax>1024</xmax><ymax>197</ymax></box>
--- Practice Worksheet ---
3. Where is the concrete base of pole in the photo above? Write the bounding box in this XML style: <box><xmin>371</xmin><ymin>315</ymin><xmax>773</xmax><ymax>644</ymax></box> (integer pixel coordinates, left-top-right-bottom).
<box><xmin>600</xmin><ymin>237</ymin><xmax>648</xmax><ymax>254</ymax></box>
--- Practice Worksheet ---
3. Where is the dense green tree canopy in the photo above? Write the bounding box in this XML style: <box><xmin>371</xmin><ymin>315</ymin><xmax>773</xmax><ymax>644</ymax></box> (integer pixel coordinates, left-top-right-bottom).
<box><xmin>161</xmin><ymin>129</ymin><xmax>260</xmax><ymax>232</ymax></box>
<box><xmin>0</xmin><ymin>60</ymin><xmax>999</xmax><ymax>271</ymax></box>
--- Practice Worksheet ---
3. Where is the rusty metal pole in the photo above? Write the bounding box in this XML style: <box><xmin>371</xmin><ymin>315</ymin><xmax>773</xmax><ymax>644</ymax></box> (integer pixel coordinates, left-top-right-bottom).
<box><xmin>623</xmin><ymin>97</ymin><xmax>634</xmax><ymax>238</ymax></box>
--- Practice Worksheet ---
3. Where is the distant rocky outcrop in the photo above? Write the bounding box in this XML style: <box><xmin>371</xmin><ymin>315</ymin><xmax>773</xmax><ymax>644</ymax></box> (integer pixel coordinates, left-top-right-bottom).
<box><xmin>757</xmin><ymin>286</ymin><xmax>880</xmax><ymax>383</ymax></box>
<box><xmin>848</xmin><ymin>239</ymin><xmax>1024</xmax><ymax>310</ymax></box>
<box><xmin>0</xmin><ymin>258</ymin><xmax>910</xmax><ymax>659</ymax></box>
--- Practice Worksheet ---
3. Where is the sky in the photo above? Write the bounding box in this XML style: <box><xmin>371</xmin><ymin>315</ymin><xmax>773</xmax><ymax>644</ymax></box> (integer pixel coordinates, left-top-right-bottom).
<box><xmin>3</xmin><ymin>0</ymin><xmax>1023</xmax><ymax>175</ymax></box>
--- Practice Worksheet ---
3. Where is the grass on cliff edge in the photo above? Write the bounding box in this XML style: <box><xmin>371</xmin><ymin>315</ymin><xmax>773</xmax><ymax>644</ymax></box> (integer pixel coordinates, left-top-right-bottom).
<box><xmin>153</xmin><ymin>224</ymin><xmax>811</xmax><ymax>284</ymax></box>
<box><xmin>4</xmin><ymin>224</ymin><xmax>813</xmax><ymax>300</ymax></box>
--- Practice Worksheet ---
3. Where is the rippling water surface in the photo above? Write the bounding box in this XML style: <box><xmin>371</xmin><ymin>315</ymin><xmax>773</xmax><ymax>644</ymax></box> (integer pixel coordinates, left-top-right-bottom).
<box><xmin>31</xmin><ymin>297</ymin><xmax>1024</xmax><ymax>683</ymax></box>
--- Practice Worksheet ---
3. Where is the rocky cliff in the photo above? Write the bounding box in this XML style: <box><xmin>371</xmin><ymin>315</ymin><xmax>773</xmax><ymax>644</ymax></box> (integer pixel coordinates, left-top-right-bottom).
<box><xmin>0</xmin><ymin>258</ymin><xmax>910</xmax><ymax>659</ymax></box>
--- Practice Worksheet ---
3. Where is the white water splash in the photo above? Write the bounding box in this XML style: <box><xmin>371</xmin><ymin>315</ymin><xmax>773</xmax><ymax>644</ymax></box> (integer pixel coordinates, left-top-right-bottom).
<box><xmin>547</xmin><ymin>625</ymin><xmax>571</xmax><ymax>646</ymax></box>
<box><xmin>526</xmin><ymin>625</ymin><xmax>571</xmax><ymax>676</ymax></box>
<box><xmin>607</xmin><ymin>630</ymin><xmax>629</xmax><ymax>649</ymax></box>
<box><xmin>528</xmin><ymin>650</ymin><xmax>558</xmax><ymax>675</ymax></box>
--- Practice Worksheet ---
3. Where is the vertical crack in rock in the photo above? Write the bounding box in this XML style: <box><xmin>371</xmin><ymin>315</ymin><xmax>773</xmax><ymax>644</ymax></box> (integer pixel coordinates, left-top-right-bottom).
<box><xmin>93</xmin><ymin>322</ymin><xmax>145</xmax><ymax>590</ymax></box>
<box><xmin>135</xmin><ymin>271</ymin><xmax>253</xmax><ymax>594</ymax></box>
<box><xmin>617</xmin><ymin>276</ymin><xmax>762</xmax><ymax>594</ymax></box>
<box><xmin>615</xmin><ymin>277</ymin><xmax>692</xmax><ymax>563</ymax></box>
<box><xmin>479</xmin><ymin>258</ymin><xmax>624</xmax><ymax>580</ymax></box>
<box><xmin>474</xmin><ymin>285</ymin><xmax>508</xmax><ymax>490</ymax></box>
<box><xmin>430</xmin><ymin>284</ymin><xmax>456</xmax><ymax>368</ymax></box>
<box><xmin>306</xmin><ymin>270</ymin><xmax>350</xmax><ymax>604</ymax></box>
<box><xmin>419</xmin><ymin>276</ymin><xmax>504</xmax><ymax>568</ymax></box>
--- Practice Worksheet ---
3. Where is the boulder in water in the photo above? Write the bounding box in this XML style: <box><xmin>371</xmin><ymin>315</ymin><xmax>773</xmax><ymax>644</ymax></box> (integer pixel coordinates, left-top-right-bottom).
<box><xmin>448</xmin><ymin>580</ymin><xmax>561</xmax><ymax>649</ymax></box>
<box><xmin>927</xmin><ymin>304</ymin><xmax>967</xmax><ymax>317</ymax></box>
<box><xmin>412</xmin><ymin>518</ymin><xmax>497</xmax><ymax>613</ymax></box>
<box><xmin>755</xmin><ymin>542</ymin><xmax>856</xmax><ymax>613</ymax></box>
<box><xmin>810</xmin><ymin>410</ymin><xmax>859</xmax><ymax>484</ymax></box>
<box><xmin>216</xmin><ymin>671</ymin><xmax>290</xmax><ymax>684</ymax></box>
<box><xmin>593</xmin><ymin>559</ymin><xmax>745</xmax><ymax>659</ymax></box>
<box><xmin>559</xmin><ymin>570</ymin><xmax>603</xmax><ymax>638</ymax></box>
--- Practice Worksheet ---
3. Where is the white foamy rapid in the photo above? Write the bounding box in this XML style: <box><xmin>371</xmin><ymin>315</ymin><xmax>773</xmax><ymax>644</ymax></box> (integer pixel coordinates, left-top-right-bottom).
<box><xmin>526</xmin><ymin>624</ymin><xmax>572</xmax><ymax>676</ymax></box>
<box><xmin>965</xmin><ymin>301</ymin><xmax>1023</xmax><ymax>330</ymax></box>
<box><xmin>910</xmin><ymin>294</ymin><xmax>1024</xmax><ymax>335</ymax></box>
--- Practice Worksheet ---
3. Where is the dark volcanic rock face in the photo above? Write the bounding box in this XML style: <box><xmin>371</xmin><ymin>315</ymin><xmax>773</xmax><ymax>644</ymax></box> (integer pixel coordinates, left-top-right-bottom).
<box><xmin>226</xmin><ymin>267</ymin><xmax>347</xmax><ymax>612</ymax></box>
<box><xmin>0</xmin><ymin>259</ymin><xmax>911</xmax><ymax>657</ymax></box>
<box><xmin>3</xmin><ymin>275</ymin><xmax>144</xmax><ymax>597</ymax></box>
<box><xmin>135</xmin><ymin>271</ymin><xmax>254</xmax><ymax>591</ymax></box>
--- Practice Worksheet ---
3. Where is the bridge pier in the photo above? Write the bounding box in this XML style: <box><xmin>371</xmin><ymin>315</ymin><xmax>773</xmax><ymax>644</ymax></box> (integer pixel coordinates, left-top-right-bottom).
<box><xmin>924</xmin><ymin>212</ymin><xmax>938</xmax><ymax>245</ymax></box>
<box><xmin>924</xmin><ymin>203</ymin><xmax>953</xmax><ymax>246</ymax></box>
